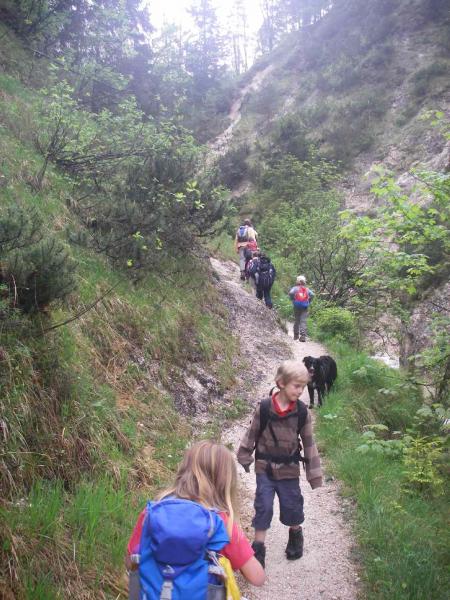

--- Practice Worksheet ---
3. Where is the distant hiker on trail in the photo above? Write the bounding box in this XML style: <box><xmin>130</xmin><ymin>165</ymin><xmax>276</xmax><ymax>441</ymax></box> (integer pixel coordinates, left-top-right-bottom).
<box><xmin>126</xmin><ymin>441</ymin><xmax>265</xmax><ymax>600</ymax></box>
<box><xmin>237</xmin><ymin>360</ymin><xmax>323</xmax><ymax>568</ymax></box>
<box><xmin>249</xmin><ymin>252</ymin><xmax>276</xmax><ymax>308</ymax></box>
<box><xmin>235</xmin><ymin>219</ymin><xmax>258</xmax><ymax>280</ymax></box>
<box><xmin>289</xmin><ymin>275</ymin><xmax>314</xmax><ymax>342</ymax></box>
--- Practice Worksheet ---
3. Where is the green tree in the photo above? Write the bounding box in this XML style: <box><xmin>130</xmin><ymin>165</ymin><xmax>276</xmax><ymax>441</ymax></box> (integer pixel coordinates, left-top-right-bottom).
<box><xmin>341</xmin><ymin>168</ymin><xmax>450</xmax><ymax>306</ymax></box>
<box><xmin>186</xmin><ymin>0</ymin><xmax>226</xmax><ymax>98</ymax></box>
<box><xmin>341</xmin><ymin>166</ymin><xmax>450</xmax><ymax>378</ymax></box>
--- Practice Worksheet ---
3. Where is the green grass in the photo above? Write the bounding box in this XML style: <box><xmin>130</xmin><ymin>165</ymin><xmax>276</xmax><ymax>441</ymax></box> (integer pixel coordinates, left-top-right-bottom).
<box><xmin>2</xmin><ymin>475</ymin><xmax>148</xmax><ymax>597</ymax></box>
<box><xmin>66</xmin><ymin>476</ymin><xmax>136</xmax><ymax>568</ymax></box>
<box><xmin>315</xmin><ymin>337</ymin><xmax>449</xmax><ymax>600</ymax></box>
<box><xmin>220</xmin><ymin>396</ymin><xmax>248</xmax><ymax>420</ymax></box>
<box><xmin>0</xmin><ymin>72</ymin><xmax>35</xmax><ymax>99</ymax></box>
<box><xmin>5</xmin><ymin>481</ymin><xmax>64</xmax><ymax>542</ymax></box>
<box><xmin>206</xmin><ymin>231</ymin><xmax>238</xmax><ymax>263</ymax></box>
<box><xmin>24</xmin><ymin>576</ymin><xmax>58</xmax><ymax>600</ymax></box>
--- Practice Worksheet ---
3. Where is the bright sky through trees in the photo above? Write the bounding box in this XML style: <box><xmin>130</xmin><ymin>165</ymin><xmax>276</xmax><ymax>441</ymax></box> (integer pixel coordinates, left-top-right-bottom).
<box><xmin>148</xmin><ymin>0</ymin><xmax>263</xmax><ymax>48</ymax></box>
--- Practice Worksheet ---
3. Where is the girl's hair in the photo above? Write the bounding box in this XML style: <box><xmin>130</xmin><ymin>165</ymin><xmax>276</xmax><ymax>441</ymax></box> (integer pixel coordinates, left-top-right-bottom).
<box><xmin>275</xmin><ymin>360</ymin><xmax>309</xmax><ymax>386</ymax></box>
<box><xmin>159</xmin><ymin>441</ymin><xmax>238</xmax><ymax>535</ymax></box>
<box><xmin>243</xmin><ymin>218</ymin><xmax>252</xmax><ymax>226</ymax></box>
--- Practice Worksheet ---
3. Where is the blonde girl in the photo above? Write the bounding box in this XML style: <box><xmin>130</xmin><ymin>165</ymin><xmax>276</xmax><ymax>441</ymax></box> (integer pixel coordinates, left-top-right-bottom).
<box><xmin>126</xmin><ymin>441</ymin><xmax>265</xmax><ymax>595</ymax></box>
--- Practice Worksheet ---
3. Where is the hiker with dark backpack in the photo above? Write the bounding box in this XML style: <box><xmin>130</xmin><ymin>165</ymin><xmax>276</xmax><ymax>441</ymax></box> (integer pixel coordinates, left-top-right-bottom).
<box><xmin>235</xmin><ymin>219</ymin><xmax>257</xmax><ymax>281</ymax></box>
<box><xmin>250</xmin><ymin>253</ymin><xmax>276</xmax><ymax>308</ymax></box>
<box><xmin>288</xmin><ymin>275</ymin><xmax>315</xmax><ymax>342</ymax></box>
<box><xmin>237</xmin><ymin>361</ymin><xmax>322</xmax><ymax>568</ymax></box>
<box><xmin>126</xmin><ymin>441</ymin><xmax>265</xmax><ymax>599</ymax></box>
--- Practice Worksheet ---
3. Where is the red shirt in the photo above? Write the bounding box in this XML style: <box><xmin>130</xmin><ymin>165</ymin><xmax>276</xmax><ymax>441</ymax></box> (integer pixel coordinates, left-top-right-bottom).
<box><xmin>127</xmin><ymin>508</ymin><xmax>254</xmax><ymax>571</ymax></box>
<box><xmin>272</xmin><ymin>392</ymin><xmax>296</xmax><ymax>416</ymax></box>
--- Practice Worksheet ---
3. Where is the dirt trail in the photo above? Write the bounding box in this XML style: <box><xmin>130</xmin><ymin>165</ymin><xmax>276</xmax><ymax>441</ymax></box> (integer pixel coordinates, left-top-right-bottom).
<box><xmin>210</xmin><ymin>258</ymin><xmax>359</xmax><ymax>600</ymax></box>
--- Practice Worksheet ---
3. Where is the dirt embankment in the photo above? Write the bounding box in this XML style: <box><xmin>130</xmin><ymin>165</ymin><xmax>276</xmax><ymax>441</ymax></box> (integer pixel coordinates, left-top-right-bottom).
<box><xmin>211</xmin><ymin>258</ymin><xmax>359</xmax><ymax>600</ymax></box>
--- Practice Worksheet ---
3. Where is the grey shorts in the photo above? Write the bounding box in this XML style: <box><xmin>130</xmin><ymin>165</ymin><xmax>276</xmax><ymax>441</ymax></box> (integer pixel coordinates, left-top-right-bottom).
<box><xmin>252</xmin><ymin>472</ymin><xmax>304</xmax><ymax>530</ymax></box>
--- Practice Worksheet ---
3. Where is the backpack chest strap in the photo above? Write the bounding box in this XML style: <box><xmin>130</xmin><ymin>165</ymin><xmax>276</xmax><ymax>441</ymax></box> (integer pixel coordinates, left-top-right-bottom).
<box><xmin>160</xmin><ymin>581</ymin><xmax>174</xmax><ymax>600</ymax></box>
<box><xmin>255</xmin><ymin>449</ymin><xmax>305</xmax><ymax>464</ymax></box>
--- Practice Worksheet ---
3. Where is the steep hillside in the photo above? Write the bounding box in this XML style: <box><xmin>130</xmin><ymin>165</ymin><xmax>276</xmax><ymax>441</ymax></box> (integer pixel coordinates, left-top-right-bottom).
<box><xmin>213</xmin><ymin>0</ymin><xmax>449</xmax><ymax>367</ymax></box>
<box><xmin>223</xmin><ymin>0</ymin><xmax>449</xmax><ymax>208</ymax></box>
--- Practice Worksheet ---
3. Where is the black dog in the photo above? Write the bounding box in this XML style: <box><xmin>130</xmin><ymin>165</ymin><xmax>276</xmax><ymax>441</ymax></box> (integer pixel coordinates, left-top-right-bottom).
<box><xmin>303</xmin><ymin>355</ymin><xmax>337</xmax><ymax>408</ymax></box>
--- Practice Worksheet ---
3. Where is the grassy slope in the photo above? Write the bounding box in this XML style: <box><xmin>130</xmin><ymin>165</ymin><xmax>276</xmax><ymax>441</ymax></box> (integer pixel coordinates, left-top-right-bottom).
<box><xmin>0</xmin><ymin>64</ymin><xmax>238</xmax><ymax>598</ymax></box>
<box><xmin>313</xmin><ymin>336</ymin><xmax>449</xmax><ymax>600</ymax></box>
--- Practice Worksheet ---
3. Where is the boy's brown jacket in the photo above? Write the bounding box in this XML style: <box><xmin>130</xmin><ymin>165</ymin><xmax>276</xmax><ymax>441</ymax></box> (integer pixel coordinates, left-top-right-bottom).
<box><xmin>237</xmin><ymin>399</ymin><xmax>323</xmax><ymax>488</ymax></box>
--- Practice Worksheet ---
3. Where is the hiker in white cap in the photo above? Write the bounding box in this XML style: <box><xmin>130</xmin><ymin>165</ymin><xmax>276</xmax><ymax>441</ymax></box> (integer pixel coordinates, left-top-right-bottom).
<box><xmin>288</xmin><ymin>275</ymin><xmax>315</xmax><ymax>342</ymax></box>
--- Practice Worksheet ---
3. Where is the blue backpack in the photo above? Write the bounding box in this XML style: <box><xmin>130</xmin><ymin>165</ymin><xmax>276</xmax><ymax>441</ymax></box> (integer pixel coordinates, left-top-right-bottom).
<box><xmin>138</xmin><ymin>498</ymin><xmax>229</xmax><ymax>600</ymax></box>
<box><xmin>236</xmin><ymin>225</ymin><xmax>249</xmax><ymax>242</ymax></box>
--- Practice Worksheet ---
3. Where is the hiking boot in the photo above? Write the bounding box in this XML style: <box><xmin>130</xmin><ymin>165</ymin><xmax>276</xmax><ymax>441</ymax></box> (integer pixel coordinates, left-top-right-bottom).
<box><xmin>299</xmin><ymin>335</ymin><xmax>306</xmax><ymax>342</ymax></box>
<box><xmin>251</xmin><ymin>541</ymin><xmax>266</xmax><ymax>568</ymax></box>
<box><xmin>285</xmin><ymin>527</ymin><xmax>303</xmax><ymax>560</ymax></box>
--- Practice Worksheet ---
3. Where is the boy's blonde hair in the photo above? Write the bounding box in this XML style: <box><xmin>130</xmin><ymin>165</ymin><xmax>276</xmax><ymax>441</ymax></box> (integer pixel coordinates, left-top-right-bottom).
<box><xmin>275</xmin><ymin>360</ymin><xmax>309</xmax><ymax>386</ymax></box>
<box><xmin>160</xmin><ymin>441</ymin><xmax>238</xmax><ymax>536</ymax></box>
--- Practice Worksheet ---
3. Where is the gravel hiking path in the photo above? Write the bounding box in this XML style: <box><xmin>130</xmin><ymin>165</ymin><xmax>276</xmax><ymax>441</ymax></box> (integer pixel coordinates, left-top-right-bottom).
<box><xmin>210</xmin><ymin>257</ymin><xmax>359</xmax><ymax>600</ymax></box>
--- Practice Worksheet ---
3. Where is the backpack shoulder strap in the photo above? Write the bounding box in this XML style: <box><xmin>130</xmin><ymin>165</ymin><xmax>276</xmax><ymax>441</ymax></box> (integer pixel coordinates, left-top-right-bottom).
<box><xmin>258</xmin><ymin>397</ymin><xmax>271</xmax><ymax>439</ymax></box>
<box><xmin>296</xmin><ymin>400</ymin><xmax>308</xmax><ymax>465</ymax></box>
<box><xmin>259</xmin><ymin>397</ymin><xmax>306</xmax><ymax>437</ymax></box>
<box><xmin>254</xmin><ymin>397</ymin><xmax>272</xmax><ymax>450</ymax></box>
<box><xmin>296</xmin><ymin>400</ymin><xmax>308</xmax><ymax>434</ymax></box>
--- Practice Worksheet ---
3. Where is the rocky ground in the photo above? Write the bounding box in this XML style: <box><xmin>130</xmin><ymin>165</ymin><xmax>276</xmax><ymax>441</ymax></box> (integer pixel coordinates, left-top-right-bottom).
<box><xmin>210</xmin><ymin>258</ymin><xmax>360</xmax><ymax>600</ymax></box>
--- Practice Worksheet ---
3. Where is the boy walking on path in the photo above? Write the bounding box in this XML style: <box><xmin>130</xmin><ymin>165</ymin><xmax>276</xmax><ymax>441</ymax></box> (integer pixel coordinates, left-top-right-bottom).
<box><xmin>235</xmin><ymin>219</ymin><xmax>258</xmax><ymax>280</ymax></box>
<box><xmin>237</xmin><ymin>361</ymin><xmax>323</xmax><ymax>568</ymax></box>
<box><xmin>289</xmin><ymin>275</ymin><xmax>314</xmax><ymax>342</ymax></box>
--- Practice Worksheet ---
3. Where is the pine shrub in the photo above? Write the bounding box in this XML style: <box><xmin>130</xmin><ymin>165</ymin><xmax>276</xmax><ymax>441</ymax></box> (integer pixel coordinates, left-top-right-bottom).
<box><xmin>1</xmin><ymin>206</ymin><xmax>76</xmax><ymax>313</ymax></box>
<box><xmin>4</xmin><ymin>238</ymin><xmax>76</xmax><ymax>312</ymax></box>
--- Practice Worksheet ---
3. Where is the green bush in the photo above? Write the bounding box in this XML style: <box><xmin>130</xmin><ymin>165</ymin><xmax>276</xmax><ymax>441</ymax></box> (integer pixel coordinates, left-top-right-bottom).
<box><xmin>403</xmin><ymin>436</ymin><xmax>445</xmax><ymax>497</ymax></box>
<box><xmin>0</xmin><ymin>205</ymin><xmax>76</xmax><ymax>313</ymax></box>
<box><xmin>270</xmin><ymin>114</ymin><xmax>311</xmax><ymax>161</ymax></box>
<box><xmin>246</xmin><ymin>82</ymin><xmax>280</xmax><ymax>117</ymax></box>
<box><xmin>304</xmin><ymin>103</ymin><xmax>330</xmax><ymax>126</ymax></box>
<box><xmin>218</xmin><ymin>143</ymin><xmax>250</xmax><ymax>188</ymax></box>
<box><xmin>315</xmin><ymin>306</ymin><xmax>357</xmax><ymax>342</ymax></box>
<box><xmin>412</xmin><ymin>61</ymin><xmax>449</xmax><ymax>97</ymax></box>
<box><xmin>4</xmin><ymin>238</ymin><xmax>76</xmax><ymax>313</ymax></box>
